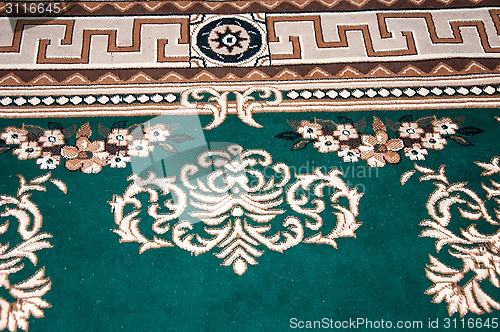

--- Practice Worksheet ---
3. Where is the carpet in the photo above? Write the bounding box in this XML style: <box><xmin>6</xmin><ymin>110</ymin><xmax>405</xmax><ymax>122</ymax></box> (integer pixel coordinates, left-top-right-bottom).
<box><xmin>0</xmin><ymin>1</ymin><xmax>499</xmax><ymax>331</ymax></box>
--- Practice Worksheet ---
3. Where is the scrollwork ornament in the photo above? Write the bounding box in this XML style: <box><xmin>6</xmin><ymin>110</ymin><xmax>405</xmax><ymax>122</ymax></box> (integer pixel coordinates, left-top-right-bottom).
<box><xmin>111</xmin><ymin>145</ymin><xmax>363</xmax><ymax>275</ymax></box>
<box><xmin>0</xmin><ymin>172</ymin><xmax>66</xmax><ymax>331</ymax></box>
<box><xmin>402</xmin><ymin>158</ymin><xmax>500</xmax><ymax>316</ymax></box>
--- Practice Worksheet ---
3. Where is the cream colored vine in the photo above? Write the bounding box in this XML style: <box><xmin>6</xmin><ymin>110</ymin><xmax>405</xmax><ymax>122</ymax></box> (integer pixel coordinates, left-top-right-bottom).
<box><xmin>401</xmin><ymin>158</ymin><xmax>500</xmax><ymax>316</ymax></box>
<box><xmin>0</xmin><ymin>173</ymin><xmax>67</xmax><ymax>331</ymax></box>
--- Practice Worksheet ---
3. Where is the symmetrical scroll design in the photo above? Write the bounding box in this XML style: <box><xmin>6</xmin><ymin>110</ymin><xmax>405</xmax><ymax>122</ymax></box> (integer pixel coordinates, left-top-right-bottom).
<box><xmin>110</xmin><ymin>144</ymin><xmax>363</xmax><ymax>275</ymax></box>
<box><xmin>401</xmin><ymin>159</ymin><xmax>500</xmax><ymax>316</ymax></box>
<box><xmin>180</xmin><ymin>87</ymin><xmax>282</xmax><ymax>129</ymax></box>
<box><xmin>0</xmin><ymin>173</ymin><xmax>67</xmax><ymax>331</ymax></box>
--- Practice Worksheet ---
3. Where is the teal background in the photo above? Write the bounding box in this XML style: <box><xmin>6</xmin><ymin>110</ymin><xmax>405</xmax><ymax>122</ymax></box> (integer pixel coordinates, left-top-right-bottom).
<box><xmin>0</xmin><ymin>108</ymin><xmax>499</xmax><ymax>331</ymax></box>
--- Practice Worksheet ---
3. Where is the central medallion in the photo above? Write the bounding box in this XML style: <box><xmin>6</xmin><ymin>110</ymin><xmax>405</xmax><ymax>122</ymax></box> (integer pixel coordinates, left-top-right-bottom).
<box><xmin>191</xmin><ymin>14</ymin><xmax>270</xmax><ymax>67</ymax></box>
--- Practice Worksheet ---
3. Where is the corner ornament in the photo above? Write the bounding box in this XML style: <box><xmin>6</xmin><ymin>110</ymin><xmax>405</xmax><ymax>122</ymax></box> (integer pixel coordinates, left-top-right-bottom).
<box><xmin>180</xmin><ymin>87</ymin><xmax>281</xmax><ymax>130</ymax></box>
<box><xmin>110</xmin><ymin>145</ymin><xmax>362</xmax><ymax>275</ymax></box>
<box><xmin>402</xmin><ymin>158</ymin><xmax>500</xmax><ymax>316</ymax></box>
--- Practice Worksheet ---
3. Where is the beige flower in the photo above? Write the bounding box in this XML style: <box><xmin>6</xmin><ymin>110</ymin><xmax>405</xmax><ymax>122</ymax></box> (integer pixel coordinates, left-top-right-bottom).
<box><xmin>404</xmin><ymin>144</ymin><xmax>428</xmax><ymax>161</ymax></box>
<box><xmin>359</xmin><ymin>131</ymin><xmax>403</xmax><ymax>167</ymax></box>
<box><xmin>128</xmin><ymin>140</ymin><xmax>154</xmax><ymax>157</ymax></box>
<box><xmin>38</xmin><ymin>130</ymin><xmax>64</xmax><ymax>147</ymax></box>
<box><xmin>36</xmin><ymin>153</ymin><xmax>61</xmax><ymax>170</ymax></box>
<box><xmin>297</xmin><ymin>121</ymin><xmax>323</xmax><ymax>139</ymax></box>
<box><xmin>338</xmin><ymin>146</ymin><xmax>360</xmax><ymax>162</ymax></box>
<box><xmin>422</xmin><ymin>133</ymin><xmax>447</xmax><ymax>150</ymax></box>
<box><xmin>107</xmin><ymin>129</ymin><xmax>132</xmax><ymax>146</ymax></box>
<box><xmin>333</xmin><ymin>124</ymin><xmax>358</xmax><ymax>141</ymax></box>
<box><xmin>144</xmin><ymin>124</ymin><xmax>170</xmax><ymax>142</ymax></box>
<box><xmin>61</xmin><ymin>137</ymin><xmax>109</xmax><ymax>173</ymax></box>
<box><xmin>398</xmin><ymin>122</ymin><xmax>424</xmax><ymax>139</ymax></box>
<box><xmin>313</xmin><ymin>135</ymin><xmax>339</xmax><ymax>153</ymax></box>
<box><xmin>13</xmin><ymin>142</ymin><xmax>42</xmax><ymax>160</ymax></box>
<box><xmin>108</xmin><ymin>152</ymin><xmax>131</xmax><ymax>168</ymax></box>
<box><xmin>432</xmin><ymin>117</ymin><xmax>458</xmax><ymax>135</ymax></box>
<box><xmin>1</xmin><ymin>127</ymin><xmax>28</xmax><ymax>144</ymax></box>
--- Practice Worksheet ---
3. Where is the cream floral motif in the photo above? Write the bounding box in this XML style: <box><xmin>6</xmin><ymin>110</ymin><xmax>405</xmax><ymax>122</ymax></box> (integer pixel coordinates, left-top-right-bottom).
<box><xmin>13</xmin><ymin>142</ymin><xmax>42</xmax><ymax>160</ymax></box>
<box><xmin>181</xmin><ymin>87</ymin><xmax>282</xmax><ymax>130</ymax></box>
<box><xmin>110</xmin><ymin>145</ymin><xmax>363</xmax><ymax>275</ymax></box>
<box><xmin>1</xmin><ymin>128</ymin><xmax>27</xmax><ymax>145</ymax></box>
<box><xmin>38</xmin><ymin>130</ymin><xmax>64</xmax><ymax>148</ymax></box>
<box><xmin>297</xmin><ymin>121</ymin><xmax>323</xmax><ymax>139</ymax></box>
<box><xmin>0</xmin><ymin>173</ymin><xmax>66</xmax><ymax>331</ymax></box>
<box><xmin>401</xmin><ymin>160</ymin><xmax>500</xmax><ymax>316</ymax></box>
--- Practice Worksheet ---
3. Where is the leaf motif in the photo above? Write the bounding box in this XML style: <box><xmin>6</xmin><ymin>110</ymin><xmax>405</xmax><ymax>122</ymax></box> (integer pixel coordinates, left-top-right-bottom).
<box><xmin>286</xmin><ymin>119</ymin><xmax>301</xmax><ymax>130</ymax></box>
<box><xmin>291</xmin><ymin>139</ymin><xmax>310</xmax><ymax>151</ymax></box>
<box><xmin>76</xmin><ymin>123</ymin><xmax>92</xmax><ymax>138</ymax></box>
<box><xmin>372</xmin><ymin>117</ymin><xmax>386</xmax><ymax>132</ymax></box>
<box><xmin>30</xmin><ymin>172</ymin><xmax>51</xmax><ymax>185</ymax></box>
<box><xmin>50</xmin><ymin>179</ymin><xmax>67</xmax><ymax>194</ymax></box>
<box><xmin>0</xmin><ymin>146</ymin><xmax>11</xmax><ymax>156</ymax></box>
<box><xmin>47</xmin><ymin>122</ymin><xmax>63</xmax><ymax>131</ymax></box>
<box><xmin>139</xmin><ymin>237</ymin><xmax>173</xmax><ymax>254</ymax></box>
<box><xmin>400</xmin><ymin>170</ymin><xmax>416</xmax><ymax>186</ymax></box>
<box><xmin>164</xmin><ymin>123</ymin><xmax>179</xmax><ymax>132</ymax></box>
<box><xmin>449</xmin><ymin>135</ymin><xmax>473</xmax><ymax>146</ymax></box>
<box><xmin>98</xmin><ymin>123</ymin><xmax>111</xmax><ymax>138</ymax></box>
<box><xmin>127</xmin><ymin>123</ymin><xmax>143</xmax><ymax>132</ymax></box>
<box><xmin>398</xmin><ymin>114</ymin><xmax>414</xmax><ymax>123</ymax></box>
<box><xmin>167</xmin><ymin>133</ymin><xmax>194</xmax><ymax>143</ymax></box>
<box><xmin>385</xmin><ymin>117</ymin><xmax>400</xmax><ymax>132</ymax></box>
<box><xmin>338</xmin><ymin>116</ymin><xmax>354</xmax><ymax>125</ymax></box>
<box><xmin>275</xmin><ymin>131</ymin><xmax>302</xmax><ymax>141</ymax></box>
<box><xmin>62</xmin><ymin>124</ymin><xmax>77</xmax><ymax>138</ymax></box>
<box><xmin>23</xmin><ymin>125</ymin><xmax>44</xmax><ymax>136</ymax></box>
<box><xmin>111</xmin><ymin>121</ymin><xmax>128</xmax><ymax>130</ymax></box>
<box><xmin>416</xmin><ymin>116</ymin><xmax>435</xmax><ymax>129</ymax></box>
<box><xmin>414</xmin><ymin>163</ymin><xmax>435</xmax><ymax>174</ymax></box>
<box><xmin>354</xmin><ymin>118</ymin><xmax>367</xmax><ymax>132</ymax></box>
<box><xmin>316</xmin><ymin>118</ymin><xmax>337</xmax><ymax>131</ymax></box>
<box><xmin>159</xmin><ymin>143</ymin><xmax>177</xmax><ymax>153</ymax></box>
<box><xmin>453</xmin><ymin>116</ymin><xmax>466</xmax><ymax>127</ymax></box>
<box><xmin>475</xmin><ymin>157</ymin><xmax>500</xmax><ymax>176</ymax></box>
<box><xmin>456</xmin><ymin>127</ymin><xmax>484</xmax><ymax>136</ymax></box>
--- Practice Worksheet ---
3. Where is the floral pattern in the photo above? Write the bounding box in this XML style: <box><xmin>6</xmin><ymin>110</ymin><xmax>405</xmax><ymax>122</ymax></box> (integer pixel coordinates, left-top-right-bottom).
<box><xmin>297</xmin><ymin>120</ymin><xmax>323</xmax><ymax>139</ymax></box>
<box><xmin>276</xmin><ymin>115</ymin><xmax>484</xmax><ymax>167</ymax></box>
<box><xmin>61</xmin><ymin>134</ymin><xmax>109</xmax><ymax>174</ymax></box>
<box><xmin>401</xmin><ymin>160</ymin><xmax>500</xmax><ymax>317</ymax></box>
<box><xmin>39</xmin><ymin>130</ymin><xmax>65</xmax><ymax>147</ymax></box>
<box><xmin>1</xmin><ymin>127</ymin><xmax>28</xmax><ymax>145</ymax></box>
<box><xmin>0</xmin><ymin>122</ymin><xmax>194</xmax><ymax>174</ymax></box>
<box><xmin>0</xmin><ymin>173</ymin><xmax>67</xmax><ymax>331</ymax></box>
<box><xmin>13</xmin><ymin>142</ymin><xmax>42</xmax><ymax>160</ymax></box>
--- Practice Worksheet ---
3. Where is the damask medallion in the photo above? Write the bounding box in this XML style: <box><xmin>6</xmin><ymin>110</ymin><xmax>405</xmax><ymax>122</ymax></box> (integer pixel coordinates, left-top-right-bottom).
<box><xmin>110</xmin><ymin>144</ymin><xmax>363</xmax><ymax>275</ymax></box>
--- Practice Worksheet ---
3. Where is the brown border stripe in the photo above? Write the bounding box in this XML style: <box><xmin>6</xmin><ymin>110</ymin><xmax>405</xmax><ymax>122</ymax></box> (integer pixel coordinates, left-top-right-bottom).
<box><xmin>1</xmin><ymin>59</ymin><xmax>499</xmax><ymax>86</ymax></box>
<box><xmin>0</xmin><ymin>1</ymin><xmax>499</xmax><ymax>16</ymax></box>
